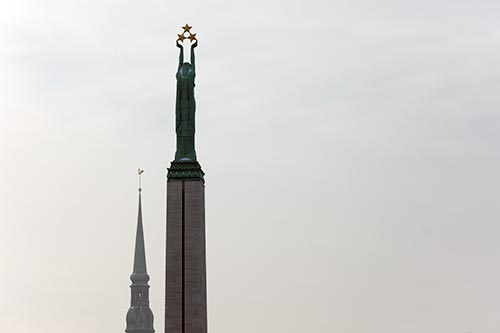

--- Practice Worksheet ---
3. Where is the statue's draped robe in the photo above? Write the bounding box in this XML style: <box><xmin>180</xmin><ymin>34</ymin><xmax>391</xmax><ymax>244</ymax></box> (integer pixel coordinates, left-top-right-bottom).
<box><xmin>175</xmin><ymin>45</ymin><xmax>197</xmax><ymax>161</ymax></box>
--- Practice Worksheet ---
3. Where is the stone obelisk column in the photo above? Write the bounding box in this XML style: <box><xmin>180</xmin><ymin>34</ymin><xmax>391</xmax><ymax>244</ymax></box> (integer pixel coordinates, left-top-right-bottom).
<box><xmin>165</xmin><ymin>24</ymin><xmax>207</xmax><ymax>333</ymax></box>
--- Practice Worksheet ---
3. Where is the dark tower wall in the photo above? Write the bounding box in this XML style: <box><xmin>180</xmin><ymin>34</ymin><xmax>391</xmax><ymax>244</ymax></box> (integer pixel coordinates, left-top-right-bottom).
<box><xmin>165</xmin><ymin>179</ymin><xmax>207</xmax><ymax>333</ymax></box>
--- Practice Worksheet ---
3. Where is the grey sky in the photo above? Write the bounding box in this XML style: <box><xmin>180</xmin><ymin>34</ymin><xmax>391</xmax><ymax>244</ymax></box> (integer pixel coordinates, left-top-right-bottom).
<box><xmin>1</xmin><ymin>0</ymin><xmax>499</xmax><ymax>332</ymax></box>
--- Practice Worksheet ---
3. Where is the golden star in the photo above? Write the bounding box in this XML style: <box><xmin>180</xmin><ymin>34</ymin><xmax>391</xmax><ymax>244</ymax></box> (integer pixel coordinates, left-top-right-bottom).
<box><xmin>188</xmin><ymin>33</ymin><xmax>197</xmax><ymax>42</ymax></box>
<box><xmin>182</xmin><ymin>24</ymin><xmax>192</xmax><ymax>32</ymax></box>
<box><xmin>177</xmin><ymin>34</ymin><xmax>186</xmax><ymax>42</ymax></box>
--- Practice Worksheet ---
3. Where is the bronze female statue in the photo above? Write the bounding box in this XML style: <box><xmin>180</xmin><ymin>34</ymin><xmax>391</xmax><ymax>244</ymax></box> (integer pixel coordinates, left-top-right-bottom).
<box><xmin>174</xmin><ymin>39</ymin><xmax>198</xmax><ymax>161</ymax></box>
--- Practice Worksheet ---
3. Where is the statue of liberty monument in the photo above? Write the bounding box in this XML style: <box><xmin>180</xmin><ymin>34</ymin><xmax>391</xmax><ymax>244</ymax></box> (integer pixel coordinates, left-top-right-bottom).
<box><xmin>174</xmin><ymin>30</ymin><xmax>198</xmax><ymax>162</ymax></box>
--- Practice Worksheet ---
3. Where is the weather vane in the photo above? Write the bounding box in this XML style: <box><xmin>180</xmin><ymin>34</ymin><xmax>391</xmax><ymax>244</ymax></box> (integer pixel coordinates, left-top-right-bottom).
<box><xmin>138</xmin><ymin>169</ymin><xmax>144</xmax><ymax>191</ymax></box>
<box><xmin>177</xmin><ymin>23</ymin><xmax>197</xmax><ymax>43</ymax></box>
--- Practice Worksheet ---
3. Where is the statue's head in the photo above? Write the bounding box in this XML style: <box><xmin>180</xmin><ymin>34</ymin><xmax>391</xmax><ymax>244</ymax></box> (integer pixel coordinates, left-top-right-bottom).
<box><xmin>179</xmin><ymin>62</ymin><xmax>192</xmax><ymax>78</ymax></box>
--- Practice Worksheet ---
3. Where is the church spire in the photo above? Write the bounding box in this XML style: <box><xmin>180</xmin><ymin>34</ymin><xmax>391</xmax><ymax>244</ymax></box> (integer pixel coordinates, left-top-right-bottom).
<box><xmin>131</xmin><ymin>184</ymin><xmax>148</xmax><ymax>283</ymax></box>
<box><xmin>126</xmin><ymin>170</ymin><xmax>154</xmax><ymax>333</ymax></box>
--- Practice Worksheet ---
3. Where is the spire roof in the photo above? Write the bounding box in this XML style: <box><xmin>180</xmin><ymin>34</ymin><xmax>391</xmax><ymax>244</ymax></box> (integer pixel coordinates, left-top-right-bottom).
<box><xmin>130</xmin><ymin>188</ymin><xmax>149</xmax><ymax>284</ymax></box>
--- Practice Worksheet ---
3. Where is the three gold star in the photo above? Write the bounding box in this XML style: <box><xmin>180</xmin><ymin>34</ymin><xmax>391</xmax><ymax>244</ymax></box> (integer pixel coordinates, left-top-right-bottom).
<box><xmin>177</xmin><ymin>24</ymin><xmax>197</xmax><ymax>43</ymax></box>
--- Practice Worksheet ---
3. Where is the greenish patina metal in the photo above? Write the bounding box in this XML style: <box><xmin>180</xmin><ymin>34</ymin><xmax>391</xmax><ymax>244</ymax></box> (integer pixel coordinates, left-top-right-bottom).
<box><xmin>167</xmin><ymin>160</ymin><xmax>205</xmax><ymax>180</ymax></box>
<box><xmin>174</xmin><ymin>39</ymin><xmax>198</xmax><ymax>162</ymax></box>
<box><xmin>168</xmin><ymin>25</ymin><xmax>204</xmax><ymax>181</ymax></box>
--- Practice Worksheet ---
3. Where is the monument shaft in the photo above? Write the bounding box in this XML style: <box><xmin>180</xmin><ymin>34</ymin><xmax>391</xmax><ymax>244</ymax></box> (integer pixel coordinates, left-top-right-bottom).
<box><xmin>166</xmin><ymin>180</ymin><xmax>207</xmax><ymax>333</ymax></box>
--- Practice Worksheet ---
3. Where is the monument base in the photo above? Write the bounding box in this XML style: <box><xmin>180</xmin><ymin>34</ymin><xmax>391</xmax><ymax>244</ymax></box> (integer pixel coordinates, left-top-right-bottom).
<box><xmin>167</xmin><ymin>161</ymin><xmax>204</xmax><ymax>182</ymax></box>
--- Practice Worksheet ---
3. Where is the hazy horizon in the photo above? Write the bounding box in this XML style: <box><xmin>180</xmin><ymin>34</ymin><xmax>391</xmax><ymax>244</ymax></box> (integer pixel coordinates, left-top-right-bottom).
<box><xmin>1</xmin><ymin>0</ymin><xmax>500</xmax><ymax>332</ymax></box>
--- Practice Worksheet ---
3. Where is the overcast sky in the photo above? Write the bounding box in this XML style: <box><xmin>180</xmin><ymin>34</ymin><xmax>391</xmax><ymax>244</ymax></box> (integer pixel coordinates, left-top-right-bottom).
<box><xmin>1</xmin><ymin>0</ymin><xmax>500</xmax><ymax>332</ymax></box>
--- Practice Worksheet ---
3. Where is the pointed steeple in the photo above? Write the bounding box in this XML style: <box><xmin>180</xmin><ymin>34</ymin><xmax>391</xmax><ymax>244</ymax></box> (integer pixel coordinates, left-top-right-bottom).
<box><xmin>126</xmin><ymin>170</ymin><xmax>154</xmax><ymax>333</ymax></box>
<box><xmin>131</xmin><ymin>189</ymin><xmax>149</xmax><ymax>283</ymax></box>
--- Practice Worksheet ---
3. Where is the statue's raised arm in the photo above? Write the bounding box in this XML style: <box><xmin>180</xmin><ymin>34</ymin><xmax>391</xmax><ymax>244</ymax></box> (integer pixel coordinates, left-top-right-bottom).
<box><xmin>174</xmin><ymin>25</ymin><xmax>198</xmax><ymax>162</ymax></box>
<box><xmin>190</xmin><ymin>40</ymin><xmax>198</xmax><ymax>71</ymax></box>
<box><xmin>176</xmin><ymin>40</ymin><xmax>184</xmax><ymax>71</ymax></box>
